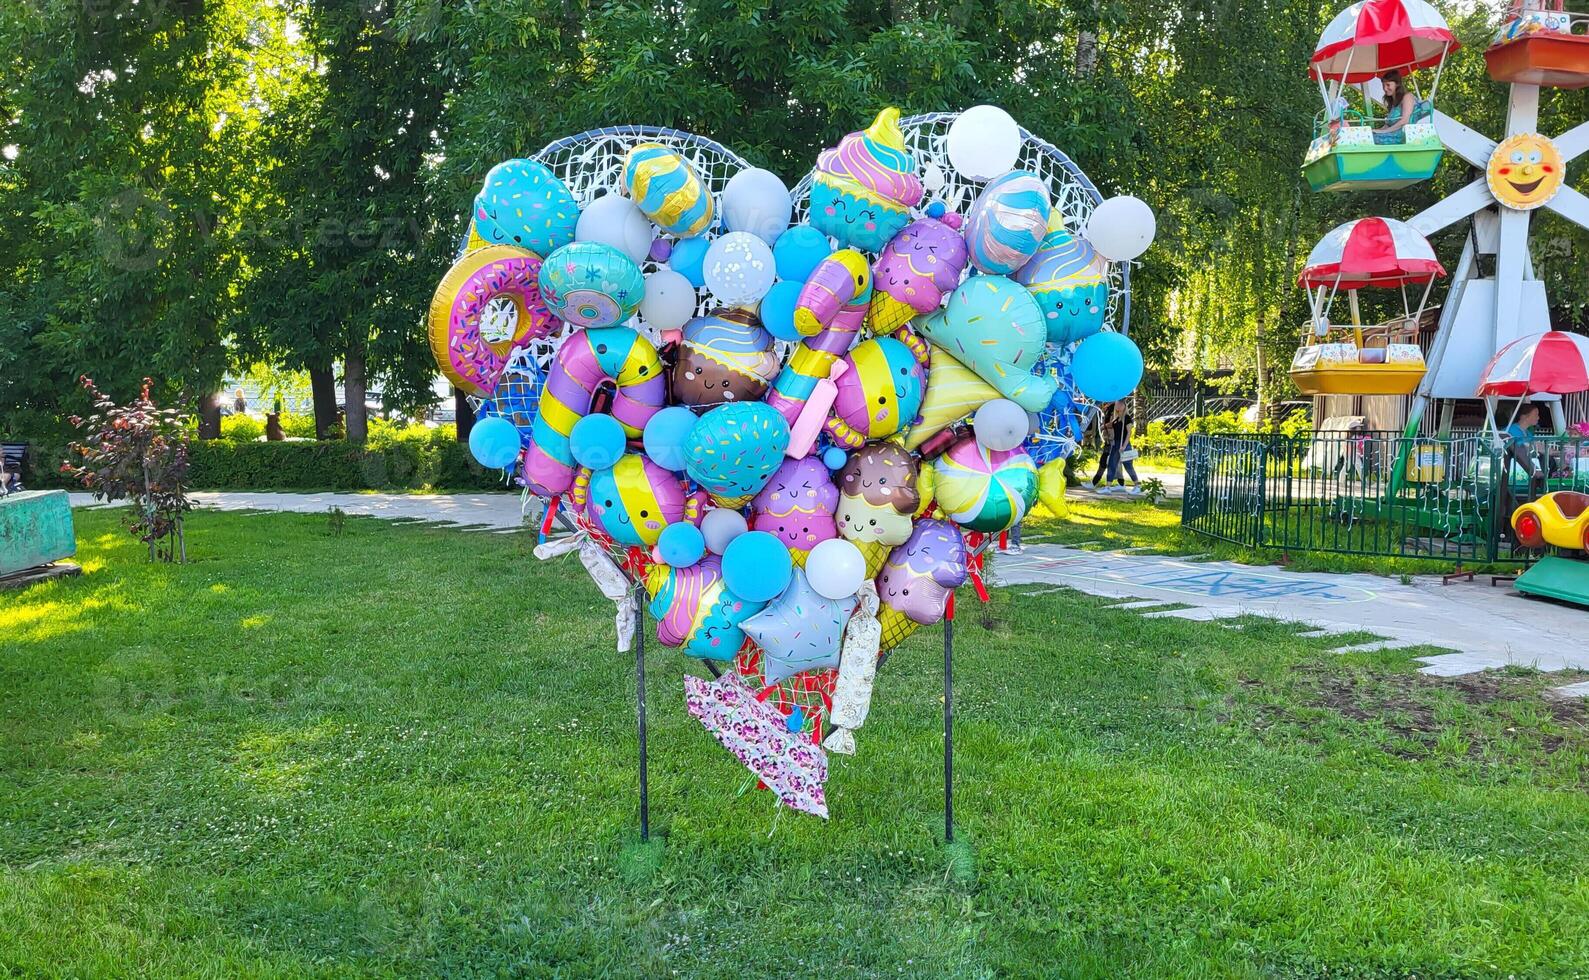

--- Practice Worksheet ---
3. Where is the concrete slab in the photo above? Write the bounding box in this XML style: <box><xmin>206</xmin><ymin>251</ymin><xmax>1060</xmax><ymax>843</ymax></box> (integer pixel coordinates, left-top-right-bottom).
<box><xmin>72</xmin><ymin>491</ymin><xmax>537</xmax><ymax>531</ymax></box>
<box><xmin>1546</xmin><ymin>680</ymin><xmax>1589</xmax><ymax>700</ymax></box>
<box><xmin>991</xmin><ymin>544</ymin><xmax>1589</xmax><ymax>675</ymax></box>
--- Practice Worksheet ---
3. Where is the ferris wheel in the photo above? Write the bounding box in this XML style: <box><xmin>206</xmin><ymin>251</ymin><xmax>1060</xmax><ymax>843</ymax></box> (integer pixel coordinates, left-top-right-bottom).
<box><xmin>1296</xmin><ymin>0</ymin><xmax>1589</xmax><ymax>434</ymax></box>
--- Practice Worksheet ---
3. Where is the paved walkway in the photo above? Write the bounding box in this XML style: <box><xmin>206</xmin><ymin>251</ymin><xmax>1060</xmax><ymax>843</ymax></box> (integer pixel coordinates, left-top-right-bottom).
<box><xmin>992</xmin><ymin>544</ymin><xmax>1589</xmax><ymax>686</ymax></box>
<box><xmin>69</xmin><ymin>491</ymin><xmax>539</xmax><ymax>531</ymax></box>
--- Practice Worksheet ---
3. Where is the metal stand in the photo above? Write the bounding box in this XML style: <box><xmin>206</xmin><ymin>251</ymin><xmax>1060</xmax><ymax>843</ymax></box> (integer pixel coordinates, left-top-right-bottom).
<box><xmin>943</xmin><ymin>613</ymin><xmax>955</xmax><ymax>844</ymax></box>
<box><xmin>635</xmin><ymin>589</ymin><xmax>649</xmax><ymax>842</ymax></box>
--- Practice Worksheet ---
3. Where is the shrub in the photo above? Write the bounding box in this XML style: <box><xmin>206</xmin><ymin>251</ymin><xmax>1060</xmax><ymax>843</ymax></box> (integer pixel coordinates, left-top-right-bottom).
<box><xmin>186</xmin><ymin>433</ymin><xmax>506</xmax><ymax>491</ymax></box>
<box><xmin>220</xmin><ymin>414</ymin><xmax>264</xmax><ymax>442</ymax></box>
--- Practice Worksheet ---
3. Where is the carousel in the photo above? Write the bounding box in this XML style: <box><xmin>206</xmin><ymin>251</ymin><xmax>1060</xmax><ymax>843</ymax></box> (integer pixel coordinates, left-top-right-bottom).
<box><xmin>1290</xmin><ymin>216</ymin><xmax>1441</xmax><ymax>396</ymax></box>
<box><xmin>1484</xmin><ymin>0</ymin><xmax>1589</xmax><ymax>90</ymax></box>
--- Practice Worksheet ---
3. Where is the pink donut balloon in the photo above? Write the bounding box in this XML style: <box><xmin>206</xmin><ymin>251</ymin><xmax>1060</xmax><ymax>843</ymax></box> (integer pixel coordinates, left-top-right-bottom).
<box><xmin>427</xmin><ymin>245</ymin><xmax>559</xmax><ymax>397</ymax></box>
<box><xmin>524</xmin><ymin>326</ymin><xmax>666</xmax><ymax>497</ymax></box>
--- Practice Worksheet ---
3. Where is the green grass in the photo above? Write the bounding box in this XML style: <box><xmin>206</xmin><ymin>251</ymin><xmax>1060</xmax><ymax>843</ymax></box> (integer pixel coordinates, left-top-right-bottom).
<box><xmin>3</xmin><ymin>509</ymin><xmax>1588</xmax><ymax>976</ymax></box>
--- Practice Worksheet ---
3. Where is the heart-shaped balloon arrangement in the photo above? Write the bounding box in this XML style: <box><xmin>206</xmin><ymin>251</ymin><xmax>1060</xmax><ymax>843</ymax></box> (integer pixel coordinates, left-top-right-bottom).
<box><xmin>427</xmin><ymin>106</ymin><xmax>1156</xmax><ymax>818</ymax></box>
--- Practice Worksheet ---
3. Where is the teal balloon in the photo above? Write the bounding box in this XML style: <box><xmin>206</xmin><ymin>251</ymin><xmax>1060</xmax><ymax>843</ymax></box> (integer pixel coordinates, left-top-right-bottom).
<box><xmin>773</xmin><ymin>224</ymin><xmax>832</xmax><ymax>282</ymax></box>
<box><xmin>468</xmin><ymin>416</ymin><xmax>523</xmax><ymax>469</ymax></box>
<box><xmin>721</xmin><ymin>530</ymin><xmax>792</xmax><ymax>603</ymax></box>
<box><xmin>669</xmin><ymin>236</ymin><xmax>711</xmax><ymax>288</ymax></box>
<box><xmin>657</xmin><ymin>522</ymin><xmax>706</xmax><ymax>567</ymax></box>
<box><xmin>1071</xmin><ymin>331</ymin><xmax>1144</xmax><ymax>403</ymax></box>
<box><xmin>685</xmin><ymin>402</ymin><xmax>790</xmax><ymax>505</ymax></box>
<box><xmin>569</xmin><ymin>413</ymin><xmax>627</xmax><ymax>470</ymax></box>
<box><xmin>760</xmin><ymin>280</ymin><xmax>805</xmax><ymax>342</ymax></box>
<box><xmin>642</xmin><ymin>406</ymin><xmax>698</xmax><ymax>472</ymax></box>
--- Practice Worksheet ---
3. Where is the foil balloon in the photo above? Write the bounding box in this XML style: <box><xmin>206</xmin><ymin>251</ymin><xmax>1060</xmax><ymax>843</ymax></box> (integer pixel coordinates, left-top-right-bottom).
<box><xmin>904</xmin><ymin>345</ymin><xmax>1001</xmax><ymax>451</ymax></box>
<box><xmin>645</xmin><ymin>556</ymin><xmax>766</xmax><ymax>660</ymax></box>
<box><xmin>876</xmin><ymin>519</ymin><xmax>968</xmax><ymax>652</ymax></box>
<box><xmin>471</xmin><ymin>159</ymin><xmax>580</xmax><ymax>256</ymax></box>
<box><xmin>750</xmin><ymin>455</ymin><xmax>840</xmax><ymax>567</ymax></box>
<box><xmin>622</xmin><ymin>142</ymin><xmax>715</xmax><ymax>238</ymax></box>
<box><xmin>1037</xmin><ymin>459</ymin><xmax>1069</xmax><ymax>517</ymax></box>
<box><xmin>540</xmin><ymin>241</ymin><xmax>646</xmax><ymax>330</ymax></box>
<box><xmin>524</xmin><ymin>326</ymin><xmax>666</xmax><ymax>496</ymax></box>
<box><xmin>765</xmin><ymin>249</ymin><xmax>873</xmax><ymax>430</ymax></box>
<box><xmin>808</xmin><ymin>107</ymin><xmax>925</xmax><ymax>253</ymax></box>
<box><xmin>671</xmin><ymin>309</ymin><xmax>781</xmax><ymax>410</ymax></box>
<box><xmin>1013</xmin><ymin>211</ymin><xmax>1109</xmax><ymax>346</ymax></box>
<box><xmin>740</xmin><ymin>568</ymin><xmax>858</xmax><ymax>686</ymax></box>
<box><xmin>965</xmin><ymin>170</ymin><xmax>1052</xmax><ymax>275</ymax></box>
<box><xmin>573</xmin><ymin>453</ymin><xmax>706</xmax><ymax>547</ymax></box>
<box><xmin>932</xmin><ymin>435</ymin><xmax>1037</xmax><ymax>533</ymax></box>
<box><xmin>428</xmin><ymin>245</ymin><xmax>559</xmax><ymax>397</ymax></box>
<box><xmin>824</xmin><ymin>337</ymin><xmax>927</xmax><ymax>449</ymax></box>
<box><xmin>868</xmin><ymin>206</ymin><xmax>969</xmax><ymax>333</ymax></box>
<box><xmin>835</xmin><ymin>442</ymin><xmax>919</xmax><ymax>547</ymax></box>
<box><xmin>684</xmin><ymin>402</ymin><xmax>792</xmax><ymax>507</ymax></box>
<box><xmin>917</xmin><ymin>275</ymin><xmax>1056</xmax><ymax>413</ymax></box>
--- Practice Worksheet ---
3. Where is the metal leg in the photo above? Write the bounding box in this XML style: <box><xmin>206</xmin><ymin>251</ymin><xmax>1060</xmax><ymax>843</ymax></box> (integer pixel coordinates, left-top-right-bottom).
<box><xmin>943</xmin><ymin>612</ymin><xmax>954</xmax><ymax>844</ymax></box>
<box><xmin>635</xmin><ymin>589</ymin><xmax>649</xmax><ymax>842</ymax></box>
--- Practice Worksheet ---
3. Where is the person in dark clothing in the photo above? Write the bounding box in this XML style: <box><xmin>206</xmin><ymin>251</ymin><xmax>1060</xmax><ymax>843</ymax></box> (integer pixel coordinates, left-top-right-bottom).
<box><xmin>1089</xmin><ymin>402</ymin><xmax>1119</xmax><ymax>489</ymax></box>
<box><xmin>1105</xmin><ymin>406</ymin><xmax>1141</xmax><ymax>493</ymax></box>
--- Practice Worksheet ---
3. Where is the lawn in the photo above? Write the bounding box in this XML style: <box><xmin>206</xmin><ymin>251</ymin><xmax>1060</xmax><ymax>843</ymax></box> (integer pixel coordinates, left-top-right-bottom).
<box><xmin>3</xmin><ymin>508</ymin><xmax>1588</xmax><ymax>976</ymax></box>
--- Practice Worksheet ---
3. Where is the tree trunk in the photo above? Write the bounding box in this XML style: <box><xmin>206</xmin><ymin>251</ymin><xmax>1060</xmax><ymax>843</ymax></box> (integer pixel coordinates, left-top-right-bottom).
<box><xmin>310</xmin><ymin>363</ymin><xmax>339</xmax><ymax>440</ymax></box>
<box><xmin>454</xmin><ymin>388</ymin><xmax>474</xmax><ymax>442</ymax></box>
<box><xmin>344</xmin><ymin>347</ymin><xmax>368</xmax><ymax>443</ymax></box>
<box><xmin>197</xmin><ymin>393</ymin><xmax>222</xmax><ymax>440</ymax></box>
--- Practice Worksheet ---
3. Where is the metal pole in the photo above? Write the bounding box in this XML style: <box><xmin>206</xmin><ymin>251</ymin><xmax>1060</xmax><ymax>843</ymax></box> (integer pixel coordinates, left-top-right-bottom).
<box><xmin>943</xmin><ymin>610</ymin><xmax>954</xmax><ymax>844</ymax></box>
<box><xmin>635</xmin><ymin>589</ymin><xmax>649</xmax><ymax>842</ymax></box>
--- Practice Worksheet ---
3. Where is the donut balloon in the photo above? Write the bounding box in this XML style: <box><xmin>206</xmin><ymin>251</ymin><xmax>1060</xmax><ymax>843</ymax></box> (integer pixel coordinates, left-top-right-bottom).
<box><xmin>540</xmin><ymin>241</ymin><xmax>645</xmax><ymax>330</ymax></box>
<box><xmin>524</xmin><ymin>326</ymin><xmax>666</xmax><ymax>496</ymax></box>
<box><xmin>836</xmin><ymin>442</ymin><xmax>919</xmax><ymax>547</ymax></box>
<box><xmin>824</xmin><ymin>337</ymin><xmax>926</xmax><ymax>449</ymax></box>
<box><xmin>876</xmin><ymin>518</ymin><xmax>968</xmax><ymax>651</ymax></box>
<box><xmin>644</xmin><ymin>556</ymin><xmax>767</xmax><ymax>660</ymax></box>
<box><xmin>750</xmin><ymin>455</ymin><xmax>839</xmax><ymax>567</ymax></box>
<box><xmin>472</xmin><ymin>158</ymin><xmax>581</xmax><ymax>256</ymax></box>
<box><xmin>623</xmin><ymin>143</ymin><xmax>715</xmax><ymax>238</ymax></box>
<box><xmin>427</xmin><ymin>245</ymin><xmax>559</xmax><ymax>397</ymax></box>
<box><xmin>932</xmin><ymin>435</ymin><xmax>1037</xmax><ymax>532</ymax></box>
<box><xmin>1013</xmin><ymin>212</ymin><xmax>1110</xmax><ymax>346</ymax></box>
<box><xmin>671</xmin><ymin>309</ymin><xmax>781</xmax><ymax>411</ymax></box>
<box><xmin>965</xmin><ymin>170</ymin><xmax>1052</xmax><ymax>275</ymax></box>
<box><xmin>574</xmin><ymin>453</ymin><xmax>705</xmax><ymax>547</ymax></box>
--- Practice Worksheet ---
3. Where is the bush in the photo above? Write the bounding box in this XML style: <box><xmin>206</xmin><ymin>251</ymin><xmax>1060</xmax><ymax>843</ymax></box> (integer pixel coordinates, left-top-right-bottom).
<box><xmin>220</xmin><ymin>414</ymin><xmax>264</xmax><ymax>442</ymax></box>
<box><xmin>187</xmin><ymin>430</ymin><xmax>506</xmax><ymax>491</ymax></box>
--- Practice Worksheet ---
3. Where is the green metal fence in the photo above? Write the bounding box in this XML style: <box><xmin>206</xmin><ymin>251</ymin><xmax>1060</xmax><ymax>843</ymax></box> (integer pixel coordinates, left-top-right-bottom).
<box><xmin>1182</xmin><ymin>431</ymin><xmax>1589</xmax><ymax>564</ymax></box>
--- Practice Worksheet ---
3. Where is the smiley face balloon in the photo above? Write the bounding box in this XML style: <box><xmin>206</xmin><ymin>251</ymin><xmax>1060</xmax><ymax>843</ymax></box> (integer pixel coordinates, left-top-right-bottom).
<box><xmin>1487</xmin><ymin>133</ymin><xmax>1564</xmax><ymax>211</ymax></box>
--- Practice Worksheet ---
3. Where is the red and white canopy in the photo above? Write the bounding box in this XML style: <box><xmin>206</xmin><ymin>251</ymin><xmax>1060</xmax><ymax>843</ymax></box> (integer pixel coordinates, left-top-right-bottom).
<box><xmin>1311</xmin><ymin>0</ymin><xmax>1460</xmax><ymax>82</ymax></box>
<box><xmin>1477</xmin><ymin>331</ymin><xmax>1589</xmax><ymax>397</ymax></box>
<box><xmin>1299</xmin><ymin>217</ymin><xmax>1445</xmax><ymax>290</ymax></box>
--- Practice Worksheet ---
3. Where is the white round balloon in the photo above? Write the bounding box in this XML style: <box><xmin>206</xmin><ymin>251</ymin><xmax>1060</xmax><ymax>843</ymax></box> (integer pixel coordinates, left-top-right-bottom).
<box><xmin>947</xmin><ymin>105</ymin><xmax>1022</xmax><ymax>182</ymax></box>
<box><xmin>575</xmin><ymin>194</ymin><xmax>653</xmax><ymax>264</ymax></box>
<box><xmin>804</xmin><ymin>538</ymin><xmax>866</xmax><ymax>600</ymax></box>
<box><xmin>1084</xmin><ymin>196</ymin><xmax>1157</xmax><ymax>262</ymax></box>
<box><xmin>973</xmin><ymin>398</ymin><xmax>1031</xmax><ymax>452</ymax></box>
<box><xmin>639</xmin><ymin>268</ymin><xmax>697</xmax><ymax>332</ymax></box>
<box><xmin>701</xmin><ymin>507</ymin><xmax>748</xmax><ymax>555</ymax></box>
<box><xmin>702</xmin><ymin>231</ymin><xmax>776</xmax><ymax>307</ymax></box>
<box><xmin>721</xmin><ymin>168</ymin><xmax>793</xmax><ymax>246</ymax></box>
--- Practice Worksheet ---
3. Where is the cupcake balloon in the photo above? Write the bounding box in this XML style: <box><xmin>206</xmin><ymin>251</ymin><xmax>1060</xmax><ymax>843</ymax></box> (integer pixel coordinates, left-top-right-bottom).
<box><xmin>670</xmin><ymin>309</ymin><xmax>781</xmax><ymax>411</ymax></box>
<box><xmin>809</xmin><ymin>107</ymin><xmax>925</xmax><ymax>253</ymax></box>
<box><xmin>1013</xmin><ymin>212</ymin><xmax>1110</xmax><ymax>346</ymax></box>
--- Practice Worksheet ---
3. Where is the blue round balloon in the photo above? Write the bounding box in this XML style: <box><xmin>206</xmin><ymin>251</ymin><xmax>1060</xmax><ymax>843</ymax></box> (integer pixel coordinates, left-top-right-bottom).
<box><xmin>657</xmin><ymin>522</ymin><xmax>706</xmax><ymax>567</ymax></box>
<box><xmin>569</xmin><ymin>413</ymin><xmax>627</xmax><ymax>470</ymax></box>
<box><xmin>822</xmin><ymin>446</ymin><xmax>848</xmax><ymax>470</ymax></box>
<box><xmin>721</xmin><ymin>530</ymin><xmax>792</xmax><ymax>603</ymax></box>
<box><xmin>642</xmin><ymin>405</ymin><xmax>698</xmax><ymax>472</ymax></box>
<box><xmin>1070</xmin><ymin>331</ymin><xmax>1145</xmax><ymax>404</ymax></box>
<box><xmin>759</xmin><ymin>279</ymin><xmax>805</xmax><ymax>343</ymax></box>
<box><xmin>773</xmin><ymin>224</ymin><xmax>832</xmax><ymax>283</ymax></box>
<box><xmin>468</xmin><ymin>416</ymin><xmax>523</xmax><ymax>469</ymax></box>
<box><xmin>669</xmin><ymin>236</ymin><xmax>711</xmax><ymax>288</ymax></box>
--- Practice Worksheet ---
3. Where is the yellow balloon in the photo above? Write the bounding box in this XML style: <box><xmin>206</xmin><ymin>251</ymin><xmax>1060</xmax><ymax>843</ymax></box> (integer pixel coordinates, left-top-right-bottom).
<box><xmin>1037</xmin><ymin>459</ymin><xmax>1068</xmax><ymax>518</ymax></box>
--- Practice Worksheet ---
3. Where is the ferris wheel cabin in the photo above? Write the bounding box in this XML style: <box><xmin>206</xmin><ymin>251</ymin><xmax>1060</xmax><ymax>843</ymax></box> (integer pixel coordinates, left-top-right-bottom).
<box><xmin>1301</xmin><ymin>0</ymin><xmax>1457</xmax><ymax>193</ymax></box>
<box><xmin>1484</xmin><ymin>1</ymin><xmax>1589</xmax><ymax>89</ymax></box>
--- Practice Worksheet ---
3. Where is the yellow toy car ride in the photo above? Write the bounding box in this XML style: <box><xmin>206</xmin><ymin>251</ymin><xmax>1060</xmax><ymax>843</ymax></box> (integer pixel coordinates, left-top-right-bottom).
<box><xmin>1512</xmin><ymin>491</ymin><xmax>1589</xmax><ymax>551</ymax></box>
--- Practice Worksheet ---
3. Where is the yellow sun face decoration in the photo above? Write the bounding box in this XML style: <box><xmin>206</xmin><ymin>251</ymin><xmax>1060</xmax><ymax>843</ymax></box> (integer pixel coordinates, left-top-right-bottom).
<box><xmin>1487</xmin><ymin>134</ymin><xmax>1564</xmax><ymax>211</ymax></box>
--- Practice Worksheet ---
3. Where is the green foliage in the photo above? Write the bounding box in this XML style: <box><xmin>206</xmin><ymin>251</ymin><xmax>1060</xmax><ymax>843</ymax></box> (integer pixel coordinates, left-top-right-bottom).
<box><xmin>186</xmin><ymin>429</ymin><xmax>503</xmax><ymax>491</ymax></box>
<box><xmin>219</xmin><ymin>414</ymin><xmax>264</xmax><ymax>443</ymax></box>
<box><xmin>1137</xmin><ymin>409</ymin><xmax>1312</xmax><ymax>459</ymax></box>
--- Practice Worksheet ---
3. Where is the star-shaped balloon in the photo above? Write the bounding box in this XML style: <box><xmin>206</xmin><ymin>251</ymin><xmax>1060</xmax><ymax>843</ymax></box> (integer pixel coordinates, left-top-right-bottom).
<box><xmin>740</xmin><ymin>568</ymin><xmax>858</xmax><ymax>686</ymax></box>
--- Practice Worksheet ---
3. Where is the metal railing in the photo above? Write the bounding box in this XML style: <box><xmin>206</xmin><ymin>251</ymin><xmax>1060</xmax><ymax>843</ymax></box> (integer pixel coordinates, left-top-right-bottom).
<box><xmin>1182</xmin><ymin>431</ymin><xmax>1588</xmax><ymax>564</ymax></box>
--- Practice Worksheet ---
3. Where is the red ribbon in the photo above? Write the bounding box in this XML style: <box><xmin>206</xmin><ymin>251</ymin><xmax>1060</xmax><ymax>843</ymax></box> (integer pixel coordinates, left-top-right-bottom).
<box><xmin>965</xmin><ymin>531</ymin><xmax>990</xmax><ymax>603</ymax></box>
<box><xmin>539</xmin><ymin>494</ymin><xmax>560</xmax><ymax>542</ymax></box>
